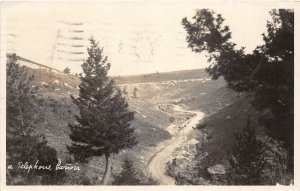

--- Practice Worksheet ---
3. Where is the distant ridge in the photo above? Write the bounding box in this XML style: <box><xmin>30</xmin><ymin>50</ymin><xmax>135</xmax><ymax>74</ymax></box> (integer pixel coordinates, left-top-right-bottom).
<box><xmin>6</xmin><ymin>53</ymin><xmax>61</xmax><ymax>73</ymax></box>
<box><xmin>6</xmin><ymin>54</ymin><xmax>209</xmax><ymax>85</ymax></box>
<box><xmin>113</xmin><ymin>68</ymin><xmax>209</xmax><ymax>84</ymax></box>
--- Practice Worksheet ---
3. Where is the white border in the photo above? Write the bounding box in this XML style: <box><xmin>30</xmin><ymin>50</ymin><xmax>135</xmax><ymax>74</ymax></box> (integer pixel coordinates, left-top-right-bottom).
<box><xmin>0</xmin><ymin>0</ymin><xmax>299</xmax><ymax>190</ymax></box>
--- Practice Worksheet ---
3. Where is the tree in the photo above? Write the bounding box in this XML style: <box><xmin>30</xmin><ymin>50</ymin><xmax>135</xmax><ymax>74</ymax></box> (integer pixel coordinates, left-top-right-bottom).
<box><xmin>226</xmin><ymin>118</ymin><xmax>266</xmax><ymax>185</ymax></box>
<box><xmin>182</xmin><ymin>9</ymin><xmax>294</xmax><ymax>169</ymax></box>
<box><xmin>63</xmin><ymin>67</ymin><xmax>70</xmax><ymax>74</ymax></box>
<box><xmin>182</xmin><ymin>9</ymin><xmax>260</xmax><ymax>91</ymax></box>
<box><xmin>122</xmin><ymin>87</ymin><xmax>128</xmax><ymax>95</ymax></box>
<box><xmin>67</xmin><ymin>37</ymin><xmax>137</xmax><ymax>185</ymax></box>
<box><xmin>6</xmin><ymin>53</ymin><xmax>65</xmax><ymax>185</ymax></box>
<box><xmin>112</xmin><ymin>157</ymin><xmax>141</xmax><ymax>185</ymax></box>
<box><xmin>111</xmin><ymin>157</ymin><xmax>158</xmax><ymax>185</ymax></box>
<box><xmin>132</xmin><ymin>87</ymin><xmax>138</xmax><ymax>98</ymax></box>
<box><xmin>252</xmin><ymin>10</ymin><xmax>294</xmax><ymax>168</ymax></box>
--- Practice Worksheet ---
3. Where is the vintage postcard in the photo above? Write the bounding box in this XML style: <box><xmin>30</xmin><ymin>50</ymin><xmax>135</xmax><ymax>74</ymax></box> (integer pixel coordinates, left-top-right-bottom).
<box><xmin>0</xmin><ymin>0</ymin><xmax>299</xmax><ymax>190</ymax></box>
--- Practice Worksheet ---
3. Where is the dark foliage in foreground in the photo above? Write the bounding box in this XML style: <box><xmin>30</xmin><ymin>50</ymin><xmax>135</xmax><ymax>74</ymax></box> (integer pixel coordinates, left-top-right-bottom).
<box><xmin>111</xmin><ymin>157</ymin><xmax>159</xmax><ymax>185</ymax></box>
<box><xmin>6</xmin><ymin>54</ymin><xmax>65</xmax><ymax>185</ymax></box>
<box><xmin>226</xmin><ymin>119</ymin><xmax>266</xmax><ymax>185</ymax></box>
<box><xmin>182</xmin><ymin>9</ymin><xmax>294</xmax><ymax>172</ymax></box>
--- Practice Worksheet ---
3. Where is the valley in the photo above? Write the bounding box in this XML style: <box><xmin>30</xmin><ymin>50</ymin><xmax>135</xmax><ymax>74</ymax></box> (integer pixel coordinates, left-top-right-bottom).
<box><xmin>23</xmin><ymin>63</ymin><xmax>241</xmax><ymax>184</ymax></box>
<box><xmin>147</xmin><ymin>105</ymin><xmax>205</xmax><ymax>185</ymax></box>
<box><xmin>5</xmin><ymin>6</ymin><xmax>294</xmax><ymax>186</ymax></box>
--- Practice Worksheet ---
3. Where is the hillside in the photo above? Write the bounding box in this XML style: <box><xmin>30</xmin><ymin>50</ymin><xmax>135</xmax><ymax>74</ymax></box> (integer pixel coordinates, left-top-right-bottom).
<box><xmin>165</xmin><ymin>95</ymin><xmax>260</xmax><ymax>184</ymax></box>
<box><xmin>165</xmin><ymin>93</ymin><xmax>292</xmax><ymax>185</ymax></box>
<box><xmin>113</xmin><ymin>69</ymin><xmax>209</xmax><ymax>84</ymax></box>
<box><xmin>7</xmin><ymin>54</ymin><xmax>61</xmax><ymax>73</ymax></box>
<box><xmin>15</xmin><ymin>55</ymin><xmax>289</xmax><ymax>185</ymax></box>
<box><xmin>13</xmin><ymin>59</ymin><xmax>242</xmax><ymax>185</ymax></box>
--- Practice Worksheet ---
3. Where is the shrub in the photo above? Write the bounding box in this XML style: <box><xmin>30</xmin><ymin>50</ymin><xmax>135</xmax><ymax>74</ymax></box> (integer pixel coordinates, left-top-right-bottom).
<box><xmin>226</xmin><ymin>118</ymin><xmax>266</xmax><ymax>185</ymax></box>
<box><xmin>112</xmin><ymin>157</ymin><xmax>158</xmax><ymax>185</ymax></box>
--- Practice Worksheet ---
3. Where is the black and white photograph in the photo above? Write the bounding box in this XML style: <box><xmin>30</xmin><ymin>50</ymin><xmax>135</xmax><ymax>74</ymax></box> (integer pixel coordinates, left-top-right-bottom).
<box><xmin>0</xmin><ymin>0</ymin><xmax>297</xmax><ymax>188</ymax></box>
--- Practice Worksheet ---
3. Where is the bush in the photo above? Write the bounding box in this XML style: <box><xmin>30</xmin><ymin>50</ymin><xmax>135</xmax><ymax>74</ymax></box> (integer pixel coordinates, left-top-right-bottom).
<box><xmin>111</xmin><ymin>157</ymin><xmax>158</xmax><ymax>185</ymax></box>
<box><xmin>63</xmin><ymin>67</ymin><xmax>70</xmax><ymax>74</ymax></box>
<box><xmin>226</xmin><ymin>118</ymin><xmax>266</xmax><ymax>185</ymax></box>
<box><xmin>6</xmin><ymin>54</ymin><xmax>65</xmax><ymax>185</ymax></box>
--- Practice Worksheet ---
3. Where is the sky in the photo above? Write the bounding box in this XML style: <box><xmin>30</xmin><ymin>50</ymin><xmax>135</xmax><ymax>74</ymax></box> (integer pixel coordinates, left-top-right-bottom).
<box><xmin>3</xmin><ymin>1</ymin><xmax>272</xmax><ymax>76</ymax></box>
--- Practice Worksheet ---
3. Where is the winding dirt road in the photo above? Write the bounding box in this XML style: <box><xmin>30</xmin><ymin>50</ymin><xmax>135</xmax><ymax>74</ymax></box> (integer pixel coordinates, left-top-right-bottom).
<box><xmin>147</xmin><ymin>105</ymin><xmax>205</xmax><ymax>185</ymax></box>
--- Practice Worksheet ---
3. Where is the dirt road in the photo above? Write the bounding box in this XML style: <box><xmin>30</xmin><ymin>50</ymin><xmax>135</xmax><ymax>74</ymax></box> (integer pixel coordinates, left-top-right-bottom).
<box><xmin>147</xmin><ymin>105</ymin><xmax>205</xmax><ymax>185</ymax></box>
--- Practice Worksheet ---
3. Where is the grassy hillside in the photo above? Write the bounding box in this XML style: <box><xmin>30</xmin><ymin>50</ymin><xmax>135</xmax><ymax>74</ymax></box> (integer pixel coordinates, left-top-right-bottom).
<box><xmin>14</xmin><ymin>59</ymin><xmax>243</xmax><ymax>184</ymax></box>
<box><xmin>20</xmin><ymin>64</ymin><xmax>228</xmax><ymax>183</ymax></box>
<box><xmin>167</xmin><ymin>93</ymin><xmax>292</xmax><ymax>185</ymax></box>
<box><xmin>197</xmin><ymin>95</ymin><xmax>260</xmax><ymax>167</ymax></box>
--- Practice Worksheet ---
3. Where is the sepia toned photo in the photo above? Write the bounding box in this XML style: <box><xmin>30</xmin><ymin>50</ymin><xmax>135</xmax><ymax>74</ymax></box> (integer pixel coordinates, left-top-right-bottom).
<box><xmin>1</xmin><ymin>0</ymin><xmax>296</xmax><ymax>187</ymax></box>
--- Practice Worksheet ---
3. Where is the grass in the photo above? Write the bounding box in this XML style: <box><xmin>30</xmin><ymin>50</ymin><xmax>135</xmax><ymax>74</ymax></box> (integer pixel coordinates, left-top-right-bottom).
<box><xmin>181</xmin><ymin>93</ymin><xmax>293</xmax><ymax>185</ymax></box>
<box><xmin>11</xmin><ymin>56</ymin><xmax>293</xmax><ymax>185</ymax></box>
<box><xmin>163</xmin><ymin>94</ymin><xmax>261</xmax><ymax>185</ymax></box>
<box><xmin>19</xmin><ymin>65</ymin><xmax>186</xmax><ymax>183</ymax></box>
<box><xmin>14</xmin><ymin>60</ymin><xmax>241</xmax><ymax>184</ymax></box>
<box><xmin>197</xmin><ymin>94</ymin><xmax>261</xmax><ymax>167</ymax></box>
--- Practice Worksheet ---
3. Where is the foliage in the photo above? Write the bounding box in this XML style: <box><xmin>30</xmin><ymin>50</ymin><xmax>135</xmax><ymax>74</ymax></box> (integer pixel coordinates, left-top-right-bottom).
<box><xmin>63</xmin><ymin>67</ymin><xmax>71</xmax><ymax>74</ymax></box>
<box><xmin>67</xmin><ymin>37</ymin><xmax>137</xmax><ymax>184</ymax></box>
<box><xmin>266</xmin><ymin>152</ymin><xmax>293</xmax><ymax>185</ymax></box>
<box><xmin>182</xmin><ymin>9</ymin><xmax>260</xmax><ymax>90</ymax></box>
<box><xmin>226</xmin><ymin>118</ymin><xmax>266</xmax><ymax>185</ymax></box>
<box><xmin>111</xmin><ymin>157</ymin><xmax>159</xmax><ymax>185</ymax></box>
<box><xmin>6</xmin><ymin>53</ymin><xmax>65</xmax><ymax>185</ymax></box>
<box><xmin>133</xmin><ymin>87</ymin><xmax>138</xmax><ymax>98</ymax></box>
<box><xmin>252</xmin><ymin>10</ymin><xmax>294</xmax><ymax>165</ymax></box>
<box><xmin>111</xmin><ymin>157</ymin><xmax>140</xmax><ymax>185</ymax></box>
<box><xmin>182</xmin><ymin>9</ymin><xmax>294</xmax><ymax>169</ymax></box>
<box><xmin>122</xmin><ymin>87</ymin><xmax>128</xmax><ymax>95</ymax></box>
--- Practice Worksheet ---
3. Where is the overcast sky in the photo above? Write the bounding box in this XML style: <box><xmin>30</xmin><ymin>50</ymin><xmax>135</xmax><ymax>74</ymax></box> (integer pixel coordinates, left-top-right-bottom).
<box><xmin>3</xmin><ymin>1</ymin><xmax>273</xmax><ymax>76</ymax></box>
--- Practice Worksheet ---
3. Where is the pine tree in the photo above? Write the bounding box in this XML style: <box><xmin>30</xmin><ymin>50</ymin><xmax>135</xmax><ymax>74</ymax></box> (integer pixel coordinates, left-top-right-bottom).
<box><xmin>122</xmin><ymin>87</ymin><xmax>128</xmax><ymax>95</ymax></box>
<box><xmin>182</xmin><ymin>9</ymin><xmax>294</xmax><ymax>171</ymax></box>
<box><xmin>226</xmin><ymin>118</ymin><xmax>266</xmax><ymax>185</ymax></box>
<box><xmin>6</xmin><ymin>53</ymin><xmax>65</xmax><ymax>185</ymax></box>
<box><xmin>132</xmin><ymin>87</ymin><xmax>138</xmax><ymax>98</ymax></box>
<box><xmin>67</xmin><ymin>37</ymin><xmax>137</xmax><ymax>185</ymax></box>
<box><xmin>182</xmin><ymin>9</ymin><xmax>259</xmax><ymax>91</ymax></box>
<box><xmin>63</xmin><ymin>67</ymin><xmax>71</xmax><ymax>74</ymax></box>
<box><xmin>253</xmin><ymin>10</ymin><xmax>294</xmax><ymax>170</ymax></box>
<box><xmin>112</xmin><ymin>157</ymin><xmax>159</xmax><ymax>185</ymax></box>
<box><xmin>112</xmin><ymin>157</ymin><xmax>141</xmax><ymax>185</ymax></box>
